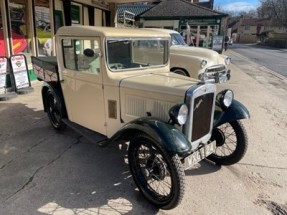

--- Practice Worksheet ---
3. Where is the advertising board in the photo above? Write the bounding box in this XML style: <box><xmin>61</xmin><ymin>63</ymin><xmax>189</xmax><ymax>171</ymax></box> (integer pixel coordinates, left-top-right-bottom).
<box><xmin>212</xmin><ymin>35</ymin><xmax>224</xmax><ymax>53</ymax></box>
<box><xmin>10</xmin><ymin>54</ymin><xmax>30</xmax><ymax>90</ymax></box>
<box><xmin>0</xmin><ymin>57</ymin><xmax>8</xmax><ymax>93</ymax></box>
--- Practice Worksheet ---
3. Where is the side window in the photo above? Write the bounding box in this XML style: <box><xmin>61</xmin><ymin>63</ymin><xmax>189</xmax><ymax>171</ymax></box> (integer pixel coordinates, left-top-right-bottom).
<box><xmin>62</xmin><ymin>39</ymin><xmax>100</xmax><ymax>74</ymax></box>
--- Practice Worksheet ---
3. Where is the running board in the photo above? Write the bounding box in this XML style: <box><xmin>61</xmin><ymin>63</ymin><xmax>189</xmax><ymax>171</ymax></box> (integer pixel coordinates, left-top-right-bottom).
<box><xmin>62</xmin><ymin>119</ymin><xmax>109</xmax><ymax>147</ymax></box>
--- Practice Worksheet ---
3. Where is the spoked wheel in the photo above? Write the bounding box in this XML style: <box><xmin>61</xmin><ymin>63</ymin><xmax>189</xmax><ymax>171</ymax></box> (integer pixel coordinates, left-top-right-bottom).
<box><xmin>208</xmin><ymin>121</ymin><xmax>248</xmax><ymax>165</ymax></box>
<box><xmin>172</xmin><ymin>68</ymin><xmax>188</xmax><ymax>76</ymax></box>
<box><xmin>128</xmin><ymin>134</ymin><xmax>185</xmax><ymax>210</ymax></box>
<box><xmin>45</xmin><ymin>89</ymin><xmax>66</xmax><ymax>131</ymax></box>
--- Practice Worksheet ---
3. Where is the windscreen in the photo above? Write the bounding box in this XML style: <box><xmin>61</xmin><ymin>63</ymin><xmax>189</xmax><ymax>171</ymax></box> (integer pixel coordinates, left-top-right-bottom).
<box><xmin>106</xmin><ymin>39</ymin><xmax>169</xmax><ymax>71</ymax></box>
<box><xmin>171</xmin><ymin>33</ymin><xmax>187</xmax><ymax>46</ymax></box>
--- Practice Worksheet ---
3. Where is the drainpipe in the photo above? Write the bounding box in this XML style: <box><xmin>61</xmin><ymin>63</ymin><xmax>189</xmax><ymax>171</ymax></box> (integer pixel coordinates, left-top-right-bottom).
<box><xmin>196</xmin><ymin>25</ymin><xmax>200</xmax><ymax>47</ymax></box>
<box><xmin>29</xmin><ymin>0</ymin><xmax>37</xmax><ymax>56</ymax></box>
<box><xmin>63</xmin><ymin>0</ymin><xmax>72</xmax><ymax>26</ymax></box>
<box><xmin>50</xmin><ymin>0</ymin><xmax>56</xmax><ymax>56</ymax></box>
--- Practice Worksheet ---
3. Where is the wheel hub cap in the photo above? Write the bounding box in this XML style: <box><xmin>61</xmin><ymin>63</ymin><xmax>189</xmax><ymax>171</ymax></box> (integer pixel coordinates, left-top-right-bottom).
<box><xmin>146</xmin><ymin>157</ymin><xmax>166</xmax><ymax>181</ymax></box>
<box><xmin>211</xmin><ymin>128</ymin><xmax>225</xmax><ymax>147</ymax></box>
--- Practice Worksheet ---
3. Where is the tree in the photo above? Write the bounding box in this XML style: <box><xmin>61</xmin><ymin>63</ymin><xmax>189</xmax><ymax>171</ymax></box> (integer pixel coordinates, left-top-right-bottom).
<box><xmin>258</xmin><ymin>0</ymin><xmax>287</xmax><ymax>27</ymax></box>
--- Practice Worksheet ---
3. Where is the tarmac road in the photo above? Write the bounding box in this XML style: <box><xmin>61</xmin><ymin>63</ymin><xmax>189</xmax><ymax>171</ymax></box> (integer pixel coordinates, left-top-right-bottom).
<box><xmin>0</xmin><ymin>54</ymin><xmax>287</xmax><ymax>215</ymax></box>
<box><xmin>227</xmin><ymin>43</ymin><xmax>287</xmax><ymax>78</ymax></box>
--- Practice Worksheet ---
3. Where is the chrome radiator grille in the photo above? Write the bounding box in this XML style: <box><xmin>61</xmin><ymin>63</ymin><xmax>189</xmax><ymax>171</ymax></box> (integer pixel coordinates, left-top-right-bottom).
<box><xmin>206</xmin><ymin>65</ymin><xmax>226</xmax><ymax>74</ymax></box>
<box><xmin>183</xmin><ymin>84</ymin><xmax>216</xmax><ymax>149</ymax></box>
<box><xmin>191</xmin><ymin>93</ymin><xmax>214</xmax><ymax>141</ymax></box>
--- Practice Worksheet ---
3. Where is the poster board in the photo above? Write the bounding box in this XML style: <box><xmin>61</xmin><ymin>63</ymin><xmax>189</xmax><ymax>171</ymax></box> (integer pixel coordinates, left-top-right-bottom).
<box><xmin>212</xmin><ymin>35</ymin><xmax>224</xmax><ymax>53</ymax></box>
<box><xmin>10</xmin><ymin>54</ymin><xmax>31</xmax><ymax>91</ymax></box>
<box><xmin>0</xmin><ymin>57</ymin><xmax>8</xmax><ymax>94</ymax></box>
<box><xmin>0</xmin><ymin>56</ymin><xmax>18</xmax><ymax>101</ymax></box>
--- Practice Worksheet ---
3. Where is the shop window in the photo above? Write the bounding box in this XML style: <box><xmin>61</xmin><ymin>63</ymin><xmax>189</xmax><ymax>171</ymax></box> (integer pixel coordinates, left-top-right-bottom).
<box><xmin>0</xmin><ymin>3</ymin><xmax>8</xmax><ymax>56</ymax></box>
<box><xmin>34</xmin><ymin>0</ymin><xmax>52</xmax><ymax>56</ymax></box>
<box><xmin>9</xmin><ymin>0</ymin><xmax>31</xmax><ymax>56</ymax></box>
<box><xmin>71</xmin><ymin>4</ymin><xmax>82</xmax><ymax>25</ymax></box>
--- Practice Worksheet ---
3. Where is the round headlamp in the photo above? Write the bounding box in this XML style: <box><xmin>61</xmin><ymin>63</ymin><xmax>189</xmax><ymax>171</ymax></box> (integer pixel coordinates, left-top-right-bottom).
<box><xmin>225</xmin><ymin>56</ymin><xmax>231</xmax><ymax>65</ymax></box>
<box><xmin>217</xmin><ymin>89</ymin><xmax>234</xmax><ymax>109</ymax></box>
<box><xmin>169</xmin><ymin>104</ymin><xmax>188</xmax><ymax>125</ymax></box>
<box><xmin>200</xmin><ymin>60</ymin><xmax>207</xmax><ymax>69</ymax></box>
<box><xmin>198</xmin><ymin>72</ymin><xmax>207</xmax><ymax>82</ymax></box>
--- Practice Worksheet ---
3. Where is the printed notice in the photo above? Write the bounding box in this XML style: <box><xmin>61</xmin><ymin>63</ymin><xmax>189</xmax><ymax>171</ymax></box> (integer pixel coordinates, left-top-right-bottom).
<box><xmin>0</xmin><ymin>57</ymin><xmax>8</xmax><ymax>91</ymax></box>
<box><xmin>10</xmin><ymin>55</ymin><xmax>30</xmax><ymax>89</ymax></box>
<box><xmin>212</xmin><ymin>36</ymin><xmax>223</xmax><ymax>51</ymax></box>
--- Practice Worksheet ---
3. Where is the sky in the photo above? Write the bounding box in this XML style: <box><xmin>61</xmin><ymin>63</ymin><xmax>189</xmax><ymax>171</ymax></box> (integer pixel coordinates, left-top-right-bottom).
<box><xmin>213</xmin><ymin>0</ymin><xmax>260</xmax><ymax>13</ymax></box>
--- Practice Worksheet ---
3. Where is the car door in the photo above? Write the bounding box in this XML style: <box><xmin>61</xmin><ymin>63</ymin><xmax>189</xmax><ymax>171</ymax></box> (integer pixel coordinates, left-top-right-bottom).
<box><xmin>60</xmin><ymin>38</ymin><xmax>106</xmax><ymax>135</ymax></box>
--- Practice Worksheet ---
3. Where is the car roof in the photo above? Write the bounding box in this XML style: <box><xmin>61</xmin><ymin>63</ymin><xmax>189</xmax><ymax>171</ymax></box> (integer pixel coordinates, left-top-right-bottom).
<box><xmin>144</xmin><ymin>28</ymin><xmax>179</xmax><ymax>35</ymax></box>
<box><xmin>56</xmin><ymin>26</ymin><xmax>170</xmax><ymax>38</ymax></box>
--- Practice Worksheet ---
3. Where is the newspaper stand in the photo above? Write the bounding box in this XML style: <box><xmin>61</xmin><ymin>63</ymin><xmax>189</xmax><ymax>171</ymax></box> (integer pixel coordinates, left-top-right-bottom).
<box><xmin>0</xmin><ymin>56</ymin><xmax>17</xmax><ymax>101</ymax></box>
<box><xmin>10</xmin><ymin>54</ymin><xmax>33</xmax><ymax>94</ymax></box>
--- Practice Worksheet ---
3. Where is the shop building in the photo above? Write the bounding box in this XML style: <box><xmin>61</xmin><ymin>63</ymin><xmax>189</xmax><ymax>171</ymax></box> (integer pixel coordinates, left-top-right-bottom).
<box><xmin>0</xmin><ymin>0</ymin><xmax>113</xmax><ymax>81</ymax></box>
<box><xmin>0</xmin><ymin>0</ymin><xmax>228</xmax><ymax>83</ymax></box>
<box><xmin>138</xmin><ymin>0</ymin><xmax>227</xmax><ymax>47</ymax></box>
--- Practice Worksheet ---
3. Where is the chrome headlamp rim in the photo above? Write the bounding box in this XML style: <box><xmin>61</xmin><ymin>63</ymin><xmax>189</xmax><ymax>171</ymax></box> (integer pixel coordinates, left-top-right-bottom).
<box><xmin>217</xmin><ymin>89</ymin><xmax>234</xmax><ymax>109</ymax></box>
<box><xmin>169</xmin><ymin>104</ymin><xmax>189</xmax><ymax>125</ymax></box>
<box><xmin>200</xmin><ymin>60</ymin><xmax>207</xmax><ymax>69</ymax></box>
<box><xmin>225</xmin><ymin>56</ymin><xmax>231</xmax><ymax>65</ymax></box>
<box><xmin>198</xmin><ymin>72</ymin><xmax>207</xmax><ymax>82</ymax></box>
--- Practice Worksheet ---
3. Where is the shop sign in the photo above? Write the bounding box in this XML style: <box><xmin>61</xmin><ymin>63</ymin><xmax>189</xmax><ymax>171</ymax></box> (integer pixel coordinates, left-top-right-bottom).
<box><xmin>0</xmin><ymin>57</ymin><xmax>8</xmax><ymax>93</ymax></box>
<box><xmin>10</xmin><ymin>55</ymin><xmax>30</xmax><ymax>90</ymax></box>
<box><xmin>184</xmin><ymin>18</ymin><xmax>219</xmax><ymax>26</ymax></box>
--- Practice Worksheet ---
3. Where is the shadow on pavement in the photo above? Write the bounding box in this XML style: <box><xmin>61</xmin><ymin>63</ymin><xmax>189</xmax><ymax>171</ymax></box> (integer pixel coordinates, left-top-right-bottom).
<box><xmin>0</xmin><ymin>102</ymin><xmax>160</xmax><ymax>215</ymax></box>
<box><xmin>185</xmin><ymin>160</ymin><xmax>221</xmax><ymax>176</ymax></box>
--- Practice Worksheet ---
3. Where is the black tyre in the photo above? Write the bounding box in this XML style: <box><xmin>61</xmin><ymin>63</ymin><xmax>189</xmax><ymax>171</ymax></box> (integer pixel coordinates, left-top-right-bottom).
<box><xmin>45</xmin><ymin>89</ymin><xmax>66</xmax><ymax>131</ymax></box>
<box><xmin>128</xmin><ymin>134</ymin><xmax>185</xmax><ymax>210</ymax></box>
<box><xmin>208</xmin><ymin>121</ymin><xmax>248</xmax><ymax>165</ymax></box>
<box><xmin>171</xmin><ymin>68</ymin><xmax>189</xmax><ymax>76</ymax></box>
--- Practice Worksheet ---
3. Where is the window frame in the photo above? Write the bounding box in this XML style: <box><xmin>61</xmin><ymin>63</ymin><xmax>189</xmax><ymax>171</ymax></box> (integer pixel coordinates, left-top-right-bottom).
<box><xmin>61</xmin><ymin>38</ymin><xmax>101</xmax><ymax>73</ymax></box>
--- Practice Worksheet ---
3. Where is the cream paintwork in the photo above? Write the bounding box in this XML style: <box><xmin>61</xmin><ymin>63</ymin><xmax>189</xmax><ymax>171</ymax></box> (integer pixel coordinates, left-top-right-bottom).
<box><xmin>56</xmin><ymin>26</ymin><xmax>170</xmax><ymax>41</ymax></box>
<box><xmin>170</xmin><ymin>45</ymin><xmax>227</xmax><ymax>78</ymax></box>
<box><xmin>120</xmin><ymin>73</ymin><xmax>197</xmax><ymax>123</ymax></box>
<box><xmin>56</xmin><ymin>26</ymin><xmax>202</xmax><ymax>137</ymax></box>
<box><xmin>58</xmin><ymin>36</ymin><xmax>107</xmax><ymax>134</ymax></box>
<box><xmin>60</xmin><ymin>62</ymin><xmax>107</xmax><ymax>134</ymax></box>
<box><xmin>148</xmin><ymin>28</ymin><xmax>229</xmax><ymax>80</ymax></box>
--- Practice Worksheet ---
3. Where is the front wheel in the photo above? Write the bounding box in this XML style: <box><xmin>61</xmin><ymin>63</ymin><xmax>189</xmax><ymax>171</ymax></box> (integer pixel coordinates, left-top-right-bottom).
<box><xmin>208</xmin><ymin>121</ymin><xmax>248</xmax><ymax>165</ymax></box>
<box><xmin>171</xmin><ymin>68</ymin><xmax>189</xmax><ymax>76</ymax></box>
<box><xmin>128</xmin><ymin>134</ymin><xmax>185</xmax><ymax>210</ymax></box>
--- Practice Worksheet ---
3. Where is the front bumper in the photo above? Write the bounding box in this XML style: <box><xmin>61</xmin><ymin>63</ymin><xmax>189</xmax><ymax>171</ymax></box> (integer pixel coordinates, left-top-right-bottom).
<box><xmin>211</xmin><ymin>69</ymin><xmax>231</xmax><ymax>84</ymax></box>
<box><xmin>199</xmin><ymin>67</ymin><xmax>231</xmax><ymax>84</ymax></box>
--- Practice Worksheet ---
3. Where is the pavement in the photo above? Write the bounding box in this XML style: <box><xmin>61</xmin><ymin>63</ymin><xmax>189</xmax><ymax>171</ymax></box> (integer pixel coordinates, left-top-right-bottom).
<box><xmin>0</xmin><ymin>54</ymin><xmax>287</xmax><ymax>215</ymax></box>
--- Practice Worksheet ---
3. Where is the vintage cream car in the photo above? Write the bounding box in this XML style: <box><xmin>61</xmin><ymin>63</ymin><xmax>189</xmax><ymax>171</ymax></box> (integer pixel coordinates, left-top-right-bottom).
<box><xmin>31</xmin><ymin>26</ymin><xmax>249</xmax><ymax>210</ymax></box>
<box><xmin>148</xmin><ymin>29</ymin><xmax>231</xmax><ymax>83</ymax></box>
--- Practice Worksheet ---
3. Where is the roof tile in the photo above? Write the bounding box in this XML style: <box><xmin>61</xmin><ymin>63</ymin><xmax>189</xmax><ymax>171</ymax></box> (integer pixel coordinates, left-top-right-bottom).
<box><xmin>139</xmin><ymin>0</ymin><xmax>227</xmax><ymax>18</ymax></box>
